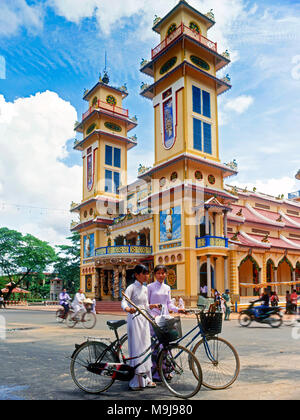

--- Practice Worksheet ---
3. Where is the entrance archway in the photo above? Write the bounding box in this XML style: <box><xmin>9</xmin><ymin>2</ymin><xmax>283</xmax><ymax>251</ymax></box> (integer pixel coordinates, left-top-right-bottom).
<box><xmin>199</xmin><ymin>262</ymin><xmax>215</xmax><ymax>295</ymax></box>
<box><xmin>239</xmin><ymin>255</ymin><xmax>260</xmax><ymax>297</ymax></box>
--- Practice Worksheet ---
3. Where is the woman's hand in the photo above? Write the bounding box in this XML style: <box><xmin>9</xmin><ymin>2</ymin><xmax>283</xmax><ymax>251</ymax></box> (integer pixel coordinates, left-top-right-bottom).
<box><xmin>149</xmin><ymin>304</ymin><xmax>161</xmax><ymax>310</ymax></box>
<box><xmin>126</xmin><ymin>307</ymin><xmax>136</xmax><ymax>314</ymax></box>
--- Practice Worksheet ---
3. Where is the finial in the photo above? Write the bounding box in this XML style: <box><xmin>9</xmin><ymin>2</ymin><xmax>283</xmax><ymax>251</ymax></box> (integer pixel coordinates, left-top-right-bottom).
<box><xmin>296</xmin><ymin>169</ymin><xmax>300</xmax><ymax>180</ymax></box>
<box><xmin>102</xmin><ymin>70</ymin><xmax>109</xmax><ymax>84</ymax></box>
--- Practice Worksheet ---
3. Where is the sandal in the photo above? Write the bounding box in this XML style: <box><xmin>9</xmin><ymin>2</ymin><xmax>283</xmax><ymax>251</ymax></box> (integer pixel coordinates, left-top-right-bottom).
<box><xmin>146</xmin><ymin>382</ymin><xmax>157</xmax><ymax>388</ymax></box>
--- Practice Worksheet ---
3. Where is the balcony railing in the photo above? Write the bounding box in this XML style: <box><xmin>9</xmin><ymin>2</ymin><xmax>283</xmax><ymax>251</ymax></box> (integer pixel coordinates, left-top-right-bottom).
<box><xmin>151</xmin><ymin>23</ymin><xmax>217</xmax><ymax>60</ymax></box>
<box><xmin>196</xmin><ymin>236</ymin><xmax>228</xmax><ymax>249</ymax></box>
<box><xmin>95</xmin><ymin>245</ymin><xmax>153</xmax><ymax>256</ymax></box>
<box><xmin>82</xmin><ymin>99</ymin><xmax>129</xmax><ymax>121</ymax></box>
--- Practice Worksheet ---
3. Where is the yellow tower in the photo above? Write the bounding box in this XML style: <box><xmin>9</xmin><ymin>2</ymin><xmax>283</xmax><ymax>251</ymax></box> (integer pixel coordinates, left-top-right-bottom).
<box><xmin>139</xmin><ymin>0</ymin><xmax>237</xmax><ymax>304</ymax></box>
<box><xmin>71</xmin><ymin>72</ymin><xmax>138</xmax><ymax>297</ymax></box>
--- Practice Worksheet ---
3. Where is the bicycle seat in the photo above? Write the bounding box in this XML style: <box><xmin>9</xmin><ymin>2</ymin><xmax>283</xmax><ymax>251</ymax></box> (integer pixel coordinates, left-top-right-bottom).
<box><xmin>107</xmin><ymin>320</ymin><xmax>127</xmax><ymax>330</ymax></box>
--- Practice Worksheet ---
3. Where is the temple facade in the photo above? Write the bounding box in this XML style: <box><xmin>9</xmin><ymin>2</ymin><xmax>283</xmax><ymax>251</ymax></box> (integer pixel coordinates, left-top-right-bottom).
<box><xmin>71</xmin><ymin>1</ymin><xmax>300</xmax><ymax>305</ymax></box>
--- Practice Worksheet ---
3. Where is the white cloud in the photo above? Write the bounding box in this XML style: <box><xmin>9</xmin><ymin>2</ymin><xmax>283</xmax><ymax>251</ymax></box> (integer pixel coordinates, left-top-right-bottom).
<box><xmin>48</xmin><ymin>0</ymin><xmax>247</xmax><ymax>49</ymax></box>
<box><xmin>228</xmin><ymin>176</ymin><xmax>298</xmax><ymax>198</ymax></box>
<box><xmin>0</xmin><ymin>91</ymin><xmax>82</xmax><ymax>246</ymax></box>
<box><xmin>224</xmin><ymin>95</ymin><xmax>254</xmax><ymax>114</ymax></box>
<box><xmin>0</xmin><ymin>0</ymin><xmax>43</xmax><ymax>37</ymax></box>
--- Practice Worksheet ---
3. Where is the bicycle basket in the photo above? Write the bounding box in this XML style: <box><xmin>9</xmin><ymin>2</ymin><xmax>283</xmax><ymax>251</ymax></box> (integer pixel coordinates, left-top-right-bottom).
<box><xmin>200</xmin><ymin>311</ymin><xmax>222</xmax><ymax>336</ymax></box>
<box><xmin>153</xmin><ymin>317</ymin><xmax>182</xmax><ymax>344</ymax></box>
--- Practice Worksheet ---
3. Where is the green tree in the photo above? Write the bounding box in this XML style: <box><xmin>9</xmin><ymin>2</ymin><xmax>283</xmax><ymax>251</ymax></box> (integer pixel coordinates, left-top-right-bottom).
<box><xmin>0</xmin><ymin>228</ymin><xmax>57</xmax><ymax>300</ymax></box>
<box><xmin>54</xmin><ymin>232</ymin><xmax>80</xmax><ymax>294</ymax></box>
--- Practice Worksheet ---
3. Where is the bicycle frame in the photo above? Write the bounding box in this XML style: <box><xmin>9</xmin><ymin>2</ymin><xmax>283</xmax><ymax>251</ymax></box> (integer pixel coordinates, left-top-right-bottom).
<box><xmin>176</xmin><ymin>314</ymin><xmax>217</xmax><ymax>363</ymax></box>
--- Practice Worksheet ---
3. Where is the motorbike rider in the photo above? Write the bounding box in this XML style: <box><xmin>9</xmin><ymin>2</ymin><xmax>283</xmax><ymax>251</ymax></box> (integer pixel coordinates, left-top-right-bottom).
<box><xmin>254</xmin><ymin>288</ymin><xmax>270</xmax><ymax>317</ymax></box>
<box><xmin>59</xmin><ymin>288</ymin><xmax>71</xmax><ymax>317</ymax></box>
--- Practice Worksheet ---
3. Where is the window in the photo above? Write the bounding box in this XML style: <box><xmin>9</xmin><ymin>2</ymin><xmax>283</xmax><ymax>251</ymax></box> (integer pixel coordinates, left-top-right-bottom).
<box><xmin>105</xmin><ymin>170</ymin><xmax>112</xmax><ymax>192</ymax></box>
<box><xmin>193</xmin><ymin>118</ymin><xmax>212</xmax><ymax>155</ymax></box>
<box><xmin>193</xmin><ymin>118</ymin><xmax>202</xmax><ymax>151</ymax></box>
<box><xmin>114</xmin><ymin>148</ymin><xmax>121</xmax><ymax>168</ymax></box>
<box><xmin>105</xmin><ymin>145</ymin><xmax>113</xmax><ymax>166</ymax></box>
<box><xmin>113</xmin><ymin>172</ymin><xmax>120</xmax><ymax>194</ymax></box>
<box><xmin>202</xmin><ymin>90</ymin><xmax>211</xmax><ymax>118</ymax></box>
<box><xmin>192</xmin><ymin>86</ymin><xmax>211</xmax><ymax>119</ymax></box>
<box><xmin>105</xmin><ymin>169</ymin><xmax>120</xmax><ymax>194</ymax></box>
<box><xmin>105</xmin><ymin>145</ymin><xmax>121</xmax><ymax>168</ymax></box>
<box><xmin>203</xmin><ymin>122</ymin><xmax>212</xmax><ymax>154</ymax></box>
<box><xmin>192</xmin><ymin>86</ymin><xmax>201</xmax><ymax>114</ymax></box>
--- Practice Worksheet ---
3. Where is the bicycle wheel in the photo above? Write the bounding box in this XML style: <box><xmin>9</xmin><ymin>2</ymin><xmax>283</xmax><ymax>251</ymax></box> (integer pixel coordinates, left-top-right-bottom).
<box><xmin>56</xmin><ymin>309</ymin><xmax>64</xmax><ymax>323</ymax></box>
<box><xmin>192</xmin><ymin>336</ymin><xmax>240</xmax><ymax>390</ymax></box>
<box><xmin>82</xmin><ymin>312</ymin><xmax>96</xmax><ymax>329</ymax></box>
<box><xmin>238</xmin><ymin>313</ymin><xmax>252</xmax><ymax>327</ymax></box>
<box><xmin>268</xmin><ymin>313</ymin><xmax>283</xmax><ymax>328</ymax></box>
<box><xmin>158</xmin><ymin>344</ymin><xmax>202</xmax><ymax>399</ymax></box>
<box><xmin>66</xmin><ymin>311</ymin><xmax>77</xmax><ymax>328</ymax></box>
<box><xmin>70</xmin><ymin>341</ymin><xmax>117</xmax><ymax>394</ymax></box>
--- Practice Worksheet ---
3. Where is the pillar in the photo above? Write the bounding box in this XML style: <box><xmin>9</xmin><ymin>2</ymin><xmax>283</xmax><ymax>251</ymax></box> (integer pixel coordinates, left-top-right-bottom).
<box><xmin>207</xmin><ymin>255</ymin><xmax>212</xmax><ymax>297</ymax></box>
<box><xmin>113</xmin><ymin>268</ymin><xmax>119</xmax><ymax>300</ymax></box>
<box><xmin>205</xmin><ymin>208</ymin><xmax>210</xmax><ymax>236</ymax></box>
<box><xmin>274</xmin><ymin>267</ymin><xmax>278</xmax><ymax>294</ymax></box>
<box><xmin>224</xmin><ymin>256</ymin><xmax>229</xmax><ymax>291</ymax></box>
<box><xmin>223</xmin><ymin>210</ymin><xmax>228</xmax><ymax>238</ymax></box>
<box><xmin>229</xmin><ymin>250</ymin><xmax>239</xmax><ymax>296</ymax></box>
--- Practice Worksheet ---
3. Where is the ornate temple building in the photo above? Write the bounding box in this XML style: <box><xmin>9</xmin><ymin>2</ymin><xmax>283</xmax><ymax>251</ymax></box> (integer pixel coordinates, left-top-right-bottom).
<box><xmin>70</xmin><ymin>0</ymin><xmax>300</xmax><ymax>306</ymax></box>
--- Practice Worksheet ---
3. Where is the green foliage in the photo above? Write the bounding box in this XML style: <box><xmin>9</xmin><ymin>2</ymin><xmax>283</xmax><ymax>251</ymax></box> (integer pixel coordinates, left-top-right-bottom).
<box><xmin>0</xmin><ymin>228</ymin><xmax>57</xmax><ymax>299</ymax></box>
<box><xmin>54</xmin><ymin>232</ymin><xmax>80</xmax><ymax>294</ymax></box>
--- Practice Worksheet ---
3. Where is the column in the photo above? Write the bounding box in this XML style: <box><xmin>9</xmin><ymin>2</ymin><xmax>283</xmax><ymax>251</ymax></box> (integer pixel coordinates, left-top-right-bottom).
<box><xmin>113</xmin><ymin>268</ymin><xmax>119</xmax><ymax>300</ymax></box>
<box><xmin>224</xmin><ymin>256</ymin><xmax>229</xmax><ymax>291</ymax></box>
<box><xmin>205</xmin><ymin>208</ymin><xmax>210</xmax><ymax>236</ymax></box>
<box><xmin>274</xmin><ymin>267</ymin><xmax>278</xmax><ymax>294</ymax></box>
<box><xmin>213</xmin><ymin>213</ymin><xmax>216</xmax><ymax>236</ymax></box>
<box><xmin>223</xmin><ymin>210</ymin><xmax>228</xmax><ymax>238</ymax></box>
<box><xmin>229</xmin><ymin>250</ymin><xmax>239</xmax><ymax>296</ymax></box>
<box><xmin>293</xmin><ymin>269</ymin><xmax>296</xmax><ymax>283</ymax></box>
<box><xmin>207</xmin><ymin>255</ymin><xmax>212</xmax><ymax>297</ymax></box>
<box><xmin>121</xmin><ymin>266</ymin><xmax>127</xmax><ymax>292</ymax></box>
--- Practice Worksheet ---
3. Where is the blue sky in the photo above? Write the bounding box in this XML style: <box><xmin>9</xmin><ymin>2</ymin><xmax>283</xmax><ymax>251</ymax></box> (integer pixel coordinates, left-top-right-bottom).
<box><xmin>0</xmin><ymin>0</ymin><xmax>299</xmax><ymax>244</ymax></box>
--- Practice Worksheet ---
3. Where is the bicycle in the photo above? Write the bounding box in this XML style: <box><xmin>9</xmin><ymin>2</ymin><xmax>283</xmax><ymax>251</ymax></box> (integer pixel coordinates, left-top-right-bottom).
<box><xmin>178</xmin><ymin>308</ymin><xmax>240</xmax><ymax>390</ymax></box>
<box><xmin>70</xmin><ymin>293</ymin><xmax>202</xmax><ymax>399</ymax></box>
<box><xmin>66</xmin><ymin>302</ymin><xmax>96</xmax><ymax>329</ymax></box>
<box><xmin>56</xmin><ymin>299</ymin><xmax>72</xmax><ymax>323</ymax></box>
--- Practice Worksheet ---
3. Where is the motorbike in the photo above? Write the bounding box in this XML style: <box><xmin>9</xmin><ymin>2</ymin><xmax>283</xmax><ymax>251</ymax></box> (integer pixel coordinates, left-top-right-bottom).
<box><xmin>238</xmin><ymin>301</ymin><xmax>283</xmax><ymax>328</ymax></box>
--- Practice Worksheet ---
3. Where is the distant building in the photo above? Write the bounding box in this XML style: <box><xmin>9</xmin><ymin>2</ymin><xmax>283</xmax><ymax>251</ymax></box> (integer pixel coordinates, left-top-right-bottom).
<box><xmin>49</xmin><ymin>277</ymin><xmax>63</xmax><ymax>301</ymax></box>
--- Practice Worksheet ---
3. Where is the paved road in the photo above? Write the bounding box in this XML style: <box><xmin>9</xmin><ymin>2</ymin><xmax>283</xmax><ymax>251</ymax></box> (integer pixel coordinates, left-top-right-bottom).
<box><xmin>0</xmin><ymin>308</ymin><xmax>300</xmax><ymax>400</ymax></box>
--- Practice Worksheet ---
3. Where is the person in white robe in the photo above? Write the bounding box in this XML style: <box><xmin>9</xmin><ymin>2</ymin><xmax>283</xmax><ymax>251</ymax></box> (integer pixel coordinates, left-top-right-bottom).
<box><xmin>121</xmin><ymin>264</ymin><xmax>160</xmax><ymax>391</ymax></box>
<box><xmin>71</xmin><ymin>289</ymin><xmax>86</xmax><ymax>319</ymax></box>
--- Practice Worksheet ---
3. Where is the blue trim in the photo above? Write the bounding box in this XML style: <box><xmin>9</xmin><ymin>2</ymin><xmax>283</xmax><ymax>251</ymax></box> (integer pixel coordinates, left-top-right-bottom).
<box><xmin>196</xmin><ymin>235</ymin><xmax>228</xmax><ymax>248</ymax></box>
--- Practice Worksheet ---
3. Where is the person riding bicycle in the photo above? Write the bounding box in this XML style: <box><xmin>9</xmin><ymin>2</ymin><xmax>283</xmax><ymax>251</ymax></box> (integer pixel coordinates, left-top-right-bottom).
<box><xmin>253</xmin><ymin>289</ymin><xmax>270</xmax><ymax>317</ymax></box>
<box><xmin>59</xmin><ymin>289</ymin><xmax>71</xmax><ymax>317</ymax></box>
<box><xmin>71</xmin><ymin>289</ymin><xmax>86</xmax><ymax>320</ymax></box>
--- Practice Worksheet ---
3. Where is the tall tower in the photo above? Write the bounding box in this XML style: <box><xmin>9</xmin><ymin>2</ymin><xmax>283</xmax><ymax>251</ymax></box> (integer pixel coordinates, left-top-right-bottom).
<box><xmin>71</xmin><ymin>72</ymin><xmax>137</xmax><ymax>296</ymax></box>
<box><xmin>139</xmin><ymin>0</ymin><xmax>237</xmax><ymax>303</ymax></box>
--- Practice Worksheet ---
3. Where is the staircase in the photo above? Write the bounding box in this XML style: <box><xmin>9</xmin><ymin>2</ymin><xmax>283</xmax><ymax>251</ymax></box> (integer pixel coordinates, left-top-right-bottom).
<box><xmin>95</xmin><ymin>300</ymin><xmax>123</xmax><ymax>314</ymax></box>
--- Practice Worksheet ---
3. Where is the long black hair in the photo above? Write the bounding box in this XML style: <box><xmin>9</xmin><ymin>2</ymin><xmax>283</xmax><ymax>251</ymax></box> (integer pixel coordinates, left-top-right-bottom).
<box><xmin>134</xmin><ymin>264</ymin><xmax>149</xmax><ymax>276</ymax></box>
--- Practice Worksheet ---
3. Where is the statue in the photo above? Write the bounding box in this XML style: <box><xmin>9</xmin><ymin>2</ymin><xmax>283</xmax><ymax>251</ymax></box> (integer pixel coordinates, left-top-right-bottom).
<box><xmin>222</xmin><ymin>49</ymin><xmax>230</xmax><ymax>59</ymax></box>
<box><xmin>140</xmin><ymin>58</ymin><xmax>148</xmax><ymax>67</ymax></box>
<box><xmin>164</xmin><ymin>208</ymin><xmax>173</xmax><ymax>240</ymax></box>
<box><xmin>153</xmin><ymin>15</ymin><xmax>161</xmax><ymax>26</ymax></box>
<box><xmin>206</xmin><ymin>9</ymin><xmax>215</xmax><ymax>21</ymax></box>
<box><xmin>296</xmin><ymin>169</ymin><xmax>300</xmax><ymax>180</ymax></box>
<box><xmin>225</xmin><ymin>159</ymin><xmax>237</xmax><ymax>170</ymax></box>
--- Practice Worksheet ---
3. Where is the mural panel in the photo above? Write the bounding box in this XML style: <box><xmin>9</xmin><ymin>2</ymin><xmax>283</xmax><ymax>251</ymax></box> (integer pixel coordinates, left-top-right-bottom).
<box><xmin>160</xmin><ymin>206</ymin><xmax>181</xmax><ymax>242</ymax></box>
<box><xmin>84</xmin><ymin>233</ymin><xmax>95</xmax><ymax>258</ymax></box>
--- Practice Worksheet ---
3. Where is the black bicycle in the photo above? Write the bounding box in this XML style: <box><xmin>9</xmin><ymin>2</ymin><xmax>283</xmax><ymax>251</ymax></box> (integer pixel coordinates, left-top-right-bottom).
<box><xmin>70</xmin><ymin>294</ymin><xmax>202</xmax><ymax>399</ymax></box>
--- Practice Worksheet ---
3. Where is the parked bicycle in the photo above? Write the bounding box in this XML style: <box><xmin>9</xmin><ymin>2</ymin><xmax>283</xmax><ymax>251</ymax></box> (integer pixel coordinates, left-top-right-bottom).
<box><xmin>66</xmin><ymin>299</ymin><xmax>96</xmax><ymax>329</ymax></box>
<box><xmin>239</xmin><ymin>301</ymin><xmax>282</xmax><ymax>328</ymax></box>
<box><xmin>180</xmin><ymin>309</ymin><xmax>240</xmax><ymax>390</ymax></box>
<box><xmin>70</xmin><ymin>293</ymin><xmax>202</xmax><ymax>399</ymax></box>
